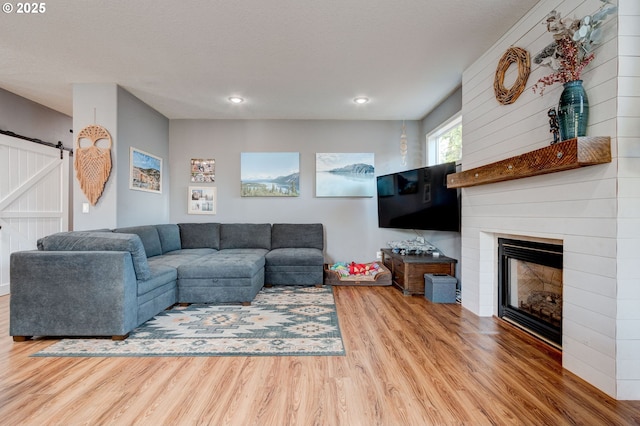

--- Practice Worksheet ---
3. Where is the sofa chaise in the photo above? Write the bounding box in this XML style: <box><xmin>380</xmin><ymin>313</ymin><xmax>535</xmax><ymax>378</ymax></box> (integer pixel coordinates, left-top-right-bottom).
<box><xmin>9</xmin><ymin>222</ymin><xmax>324</xmax><ymax>341</ymax></box>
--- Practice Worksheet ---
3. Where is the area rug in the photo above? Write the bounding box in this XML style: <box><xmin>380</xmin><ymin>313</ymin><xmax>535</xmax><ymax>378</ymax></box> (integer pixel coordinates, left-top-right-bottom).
<box><xmin>33</xmin><ymin>285</ymin><xmax>345</xmax><ymax>357</ymax></box>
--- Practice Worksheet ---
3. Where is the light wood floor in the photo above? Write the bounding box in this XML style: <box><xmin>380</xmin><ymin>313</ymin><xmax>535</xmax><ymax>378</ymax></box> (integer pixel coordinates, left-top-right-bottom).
<box><xmin>1</xmin><ymin>286</ymin><xmax>639</xmax><ymax>426</ymax></box>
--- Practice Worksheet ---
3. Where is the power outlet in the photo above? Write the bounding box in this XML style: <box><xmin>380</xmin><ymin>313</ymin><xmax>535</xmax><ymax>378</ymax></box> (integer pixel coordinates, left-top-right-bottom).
<box><xmin>82</xmin><ymin>202</ymin><xmax>89</xmax><ymax>213</ymax></box>
<box><xmin>376</xmin><ymin>251</ymin><xmax>382</xmax><ymax>259</ymax></box>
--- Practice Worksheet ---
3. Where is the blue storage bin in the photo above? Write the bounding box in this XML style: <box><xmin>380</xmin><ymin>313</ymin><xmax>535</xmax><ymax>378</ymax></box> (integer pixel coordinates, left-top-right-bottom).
<box><xmin>424</xmin><ymin>273</ymin><xmax>457</xmax><ymax>303</ymax></box>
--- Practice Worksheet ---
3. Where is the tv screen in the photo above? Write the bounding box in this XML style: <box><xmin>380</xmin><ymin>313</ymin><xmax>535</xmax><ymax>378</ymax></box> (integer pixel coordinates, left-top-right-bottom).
<box><xmin>376</xmin><ymin>162</ymin><xmax>460</xmax><ymax>232</ymax></box>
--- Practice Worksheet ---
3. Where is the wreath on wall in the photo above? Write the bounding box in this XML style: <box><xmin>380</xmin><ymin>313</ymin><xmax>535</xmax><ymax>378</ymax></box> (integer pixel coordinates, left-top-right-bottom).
<box><xmin>494</xmin><ymin>47</ymin><xmax>530</xmax><ymax>105</ymax></box>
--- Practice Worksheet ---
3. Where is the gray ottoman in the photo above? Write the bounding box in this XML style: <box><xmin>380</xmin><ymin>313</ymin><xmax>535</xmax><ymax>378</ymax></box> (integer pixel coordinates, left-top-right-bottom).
<box><xmin>424</xmin><ymin>273</ymin><xmax>457</xmax><ymax>303</ymax></box>
<box><xmin>177</xmin><ymin>253</ymin><xmax>265</xmax><ymax>304</ymax></box>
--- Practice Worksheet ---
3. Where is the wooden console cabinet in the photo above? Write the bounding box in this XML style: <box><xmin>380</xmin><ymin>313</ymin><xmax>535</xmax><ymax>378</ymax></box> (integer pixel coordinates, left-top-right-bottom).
<box><xmin>381</xmin><ymin>248</ymin><xmax>457</xmax><ymax>296</ymax></box>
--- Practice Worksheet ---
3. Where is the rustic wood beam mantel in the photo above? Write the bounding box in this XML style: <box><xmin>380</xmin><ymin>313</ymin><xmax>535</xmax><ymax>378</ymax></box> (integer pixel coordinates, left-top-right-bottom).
<box><xmin>446</xmin><ymin>136</ymin><xmax>611</xmax><ymax>189</ymax></box>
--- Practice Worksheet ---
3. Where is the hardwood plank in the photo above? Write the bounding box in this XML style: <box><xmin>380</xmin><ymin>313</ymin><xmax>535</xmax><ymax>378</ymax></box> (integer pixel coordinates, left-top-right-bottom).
<box><xmin>1</xmin><ymin>288</ymin><xmax>639</xmax><ymax>425</ymax></box>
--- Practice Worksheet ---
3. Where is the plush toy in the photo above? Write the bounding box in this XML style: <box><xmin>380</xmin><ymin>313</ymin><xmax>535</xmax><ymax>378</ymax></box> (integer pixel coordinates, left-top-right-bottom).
<box><xmin>331</xmin><ymin>261</ymin><xmax>381</xmax><ymax>277</ymax></box>
<box><xmin>349</xmin><ymin>262</ymin><xmax>381</xmax><ymax>275</ymax></box>
<box><xmin>330</xmin><ymin>262</ymin><xmax>350</xmax><ymax>277</ymax></box>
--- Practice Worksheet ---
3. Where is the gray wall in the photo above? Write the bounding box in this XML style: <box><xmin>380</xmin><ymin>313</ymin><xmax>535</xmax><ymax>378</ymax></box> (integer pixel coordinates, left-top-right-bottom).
<box><xmin>72</xmin><ymin>84</ymin><xmax>170</xmax><ymax>230</ymax></box>
<box><xmin>116</xmin><ymin>87</ymin><xmax>170</xmax><ymax>227</ymax></box>
<box><xmin>72</xmin><ymin>84</ymin><xmax>119</xmax><ymax>230</ymax></box>
<box><xmin>169</xmin><ymin>119</ymin><xmax>460</xmax><ymax>263</ymax></box>
<box><xmin>0</xmin><ymin>87</ymin><xmax>72</xmax><ymax>147</ymax></box>
<box><xmin>1</xmin><ymin>86</ymin><xmax>462</xmax><ymax>267</ymax></box>
<box><xmin>420</xmin><ymin>85</ymin><xmax>462</xmax><ymax>141</ymax></box>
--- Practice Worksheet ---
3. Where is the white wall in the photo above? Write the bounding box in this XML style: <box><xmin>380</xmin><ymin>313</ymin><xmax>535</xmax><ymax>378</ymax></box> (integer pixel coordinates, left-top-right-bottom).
<box><xmin>460</xmin><ymin>0</ymin><xmax>638</xmax><ymax>399</ymax></box>
<box><xmin>169</xmin><ymin>119</ymin><xmax>461</xmax><ymax>263</ymax></box>
<box><xmin>616</xmin><ymin>0</ymin><xmax>640</xmax><ymax>400</ymax></box>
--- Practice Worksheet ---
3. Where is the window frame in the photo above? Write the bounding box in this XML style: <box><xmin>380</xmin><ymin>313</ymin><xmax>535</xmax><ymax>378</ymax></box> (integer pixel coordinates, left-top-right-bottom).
<box><xmin>426</xmin><ymin>113</ymin><xmax>462</xmax><ymax>166</ymax></box>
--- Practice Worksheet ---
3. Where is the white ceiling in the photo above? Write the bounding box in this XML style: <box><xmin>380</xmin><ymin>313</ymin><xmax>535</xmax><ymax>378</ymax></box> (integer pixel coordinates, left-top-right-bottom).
<box><xmin>0</xmin><ymin>0</ymin><xmax>536</xmax><ymax>120</ymax></box>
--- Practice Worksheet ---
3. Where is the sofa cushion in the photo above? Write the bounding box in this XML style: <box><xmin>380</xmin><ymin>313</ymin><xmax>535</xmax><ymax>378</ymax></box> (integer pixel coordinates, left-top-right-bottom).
<box><xmin>271</xmin><ymin>223</ymin><xmax>324</xmax><ymax>250</ymax></box>
<box><xmin>220</xmin><ymin>223</ymin><xmax>271</xmax><ymax>250</ymax></box>
<box><xmin>178</xmin><ymin>223</ymin><xmax>220</xmax><ymax>249</ymax></box>
<box><xmin>114</xmin><ymin>225</ymin><xmax>162</xmax><ymax>258</ymax></box>
<box><xmin>147</xmin><ymin>251</ymin><xmax>211</xmax><ymax>269</ymax></box>
<box><xmin>178</xmin><ymin>252</ymin><xmax>265</xmax><ymax>279</ymax></box>
<box><xmin>37</xmin><ymin>228</ymin><xmax>111</xmax><ymax>250</ymax></box>
<box><xmin>137</xmin><ymin>263</ymin><xmax>177</xmax><ymax>296</ymax></box>
<box><xmin>265</xmin><ymin>248</ymin><xmax>324</xmax><ymax>266</ymax></box>
<box><xmin>163</xmin><ymin>248</ymin><xmax>217</xmax><ymax>256</ymax></box>
<box><xmin>155</xmin><ymin>224</ymin><xmax>182</xmax><ymax>253</ymax></box>
<box><xmin>218</xmin><ymin>248</ymin><xmax>269</xmax><ymax>256</ymax></box>
<box><xmin>38</xmin><ymin>231</ymin><xmax>151</xmax><ymax>280</ymax></box>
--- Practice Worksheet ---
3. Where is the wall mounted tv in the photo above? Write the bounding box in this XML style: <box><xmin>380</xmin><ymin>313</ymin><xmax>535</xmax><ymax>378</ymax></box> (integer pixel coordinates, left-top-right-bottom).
<box><xmin>376</xmin><ymin>162</ymin><xmax>460</xmax><ymax>232</ymax></box>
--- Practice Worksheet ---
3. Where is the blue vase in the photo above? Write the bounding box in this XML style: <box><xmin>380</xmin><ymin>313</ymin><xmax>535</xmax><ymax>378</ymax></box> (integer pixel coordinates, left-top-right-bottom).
<box><xmin>557</xmin><ymin>80</ymin><xmax>589</xmax><ymax>141</ymax></box>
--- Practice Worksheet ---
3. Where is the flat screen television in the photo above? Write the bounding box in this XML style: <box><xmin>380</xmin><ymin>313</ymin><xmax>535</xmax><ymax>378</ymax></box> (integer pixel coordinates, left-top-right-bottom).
<box><xmin>376</xmin><ymin>162</ymin><xmax>460</xmax><ymax>232</ymax></box>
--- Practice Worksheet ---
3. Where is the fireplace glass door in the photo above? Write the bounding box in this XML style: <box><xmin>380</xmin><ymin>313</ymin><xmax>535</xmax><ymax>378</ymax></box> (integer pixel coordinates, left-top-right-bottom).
<box><xmin>498</xmin><ymin>238</ymin><xmax>563</xmax><ymax>347</ymax></box>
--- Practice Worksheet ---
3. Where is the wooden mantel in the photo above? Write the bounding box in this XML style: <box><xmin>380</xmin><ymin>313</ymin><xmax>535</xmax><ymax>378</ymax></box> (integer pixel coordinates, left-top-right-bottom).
<box><xmin>446</xmin><ymin>136</ymin><xmax>611</xmax><ymax>189</ymax></box>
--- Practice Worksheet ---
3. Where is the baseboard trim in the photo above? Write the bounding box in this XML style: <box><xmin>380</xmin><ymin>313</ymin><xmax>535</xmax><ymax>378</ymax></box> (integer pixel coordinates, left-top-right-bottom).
<box><xmin>0</xmin><ymin>283</ymin><xmax>9</xmax><ymax>296</ymax></box>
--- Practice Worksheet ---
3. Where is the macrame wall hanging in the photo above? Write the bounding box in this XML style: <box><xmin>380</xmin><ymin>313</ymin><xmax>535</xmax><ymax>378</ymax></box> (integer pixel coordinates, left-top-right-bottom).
<box><xmin>400</xmin><ymin>121</ymin><xmax>408</xmax><ymax>166</ymax></box>
<box><xmin>74</xmin><ymin>124</ymin><xmax>112</xmax><ymax>205</ymax></box>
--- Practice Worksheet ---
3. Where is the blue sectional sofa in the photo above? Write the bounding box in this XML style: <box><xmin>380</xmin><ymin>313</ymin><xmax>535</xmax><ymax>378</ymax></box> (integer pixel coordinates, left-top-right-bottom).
<box><xmin>9</xmin><ymin>222</ymin><xmax>324</xmax><ymax>341</ymax></box>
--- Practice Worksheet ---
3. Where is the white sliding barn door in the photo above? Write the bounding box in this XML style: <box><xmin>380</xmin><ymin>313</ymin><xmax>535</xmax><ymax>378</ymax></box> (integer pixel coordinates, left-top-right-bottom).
<box><xmin>0</xmin><ymin>134</ymin><xmax>70</xmax><ymax>295</ymax></box>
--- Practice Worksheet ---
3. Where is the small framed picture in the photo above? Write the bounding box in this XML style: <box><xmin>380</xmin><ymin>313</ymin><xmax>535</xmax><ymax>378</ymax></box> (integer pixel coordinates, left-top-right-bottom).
<box><xmin>190</xmin><ymin>158</ymin><xmax>215</xmax><ymax>183</ymax></box>
<box><xmin>188</xmin><ymin>186</ymin><xmax>216</xmax><ymax>214</ymax></box>
<box><xmin>130</xmin><ymin>147</ymin><xmax>162</xmax><ymax>193</ymax></box>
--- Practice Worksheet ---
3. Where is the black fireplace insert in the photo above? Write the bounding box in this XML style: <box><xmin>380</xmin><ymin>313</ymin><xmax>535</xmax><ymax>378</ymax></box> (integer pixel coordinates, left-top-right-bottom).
<box><xmin>498</xmin><ymin>238</ymin><xmax>563</xmax><ymax>347</ymax></box>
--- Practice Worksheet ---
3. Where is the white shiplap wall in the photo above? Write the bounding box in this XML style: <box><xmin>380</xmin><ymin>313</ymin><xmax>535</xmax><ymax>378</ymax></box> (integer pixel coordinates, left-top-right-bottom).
<box><xmin>460</xmin><ymin>0</ymin><xmax>639</xmax><ymax>399</ymax></box>
<box><xmin>616</xmin><ymin>0</ymin><xmax>640</xmax><ymax>401</ymax></box>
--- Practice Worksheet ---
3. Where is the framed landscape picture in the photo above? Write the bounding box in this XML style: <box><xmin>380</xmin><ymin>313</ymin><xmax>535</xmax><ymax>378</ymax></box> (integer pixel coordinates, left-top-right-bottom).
<box><xmin>315</xmin><ymin>153</ymin><xmax>375</xmax><ymax>197</ymax></box>
<box><xmin>241</xmin><ymin>152</ymin><xmax>300</xmax><ymax>197</ymax></box>
<box><xmin>188</xmin><ymin>186</ymin><xmax>216</xmax><ymax>214</ymax></box>
<box><xmin>130</xmin><ymin>147</ymin><xmax>162</xmax><ymax>193</ymax></box>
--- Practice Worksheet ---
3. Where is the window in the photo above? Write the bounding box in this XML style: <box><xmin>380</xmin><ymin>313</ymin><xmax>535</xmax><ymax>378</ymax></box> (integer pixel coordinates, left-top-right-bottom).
<box><xmin>426</xmin><ymin>114</ymin><xmax>462</xmax><ymax>166</ymax></box>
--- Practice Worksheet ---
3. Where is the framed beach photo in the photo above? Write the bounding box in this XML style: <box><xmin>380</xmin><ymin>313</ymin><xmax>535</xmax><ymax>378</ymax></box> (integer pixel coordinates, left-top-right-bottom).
<box><xmin>130</xmin><ymin>147</ymin><xmax>162</xmax><ymax>193</ymax></box>
<box><xmin>188</xmin><ymin>186</ymin><xmax>216</xmax><ymax>214</ymax></box>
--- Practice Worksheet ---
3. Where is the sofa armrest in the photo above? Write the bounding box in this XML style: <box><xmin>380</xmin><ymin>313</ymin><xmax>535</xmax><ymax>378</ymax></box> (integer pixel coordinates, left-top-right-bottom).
<box><xmin>38</xmin><ymin>231</ymin><xmax>151</xmax><ymax>280</ymax></box>
<box><xmin>10</xmin><ymin>251</ymin><xmax>138</xmax><ymax>338</ymax></box>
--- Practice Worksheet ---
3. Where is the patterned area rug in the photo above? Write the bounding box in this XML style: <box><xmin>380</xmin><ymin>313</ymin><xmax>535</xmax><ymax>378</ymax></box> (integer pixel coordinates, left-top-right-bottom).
<box><xmin>33</xmin><ymin>286</ymin><xmax>345</xmax><ymax>357</ymax></box>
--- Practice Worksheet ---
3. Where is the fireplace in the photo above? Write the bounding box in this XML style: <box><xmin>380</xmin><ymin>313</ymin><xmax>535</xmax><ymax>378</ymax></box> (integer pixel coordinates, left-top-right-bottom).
<box><xmin>497</xmin><ymin>238</ymin><xmax>563</xmax><ymax>348</ymax></box>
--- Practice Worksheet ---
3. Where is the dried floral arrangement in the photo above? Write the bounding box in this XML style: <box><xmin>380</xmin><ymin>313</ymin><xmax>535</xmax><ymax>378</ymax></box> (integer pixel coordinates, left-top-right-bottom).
<box><xmin>532</xmin><ymin>0</ymin><xmax>617</xmax><ymax>95</ymax></box>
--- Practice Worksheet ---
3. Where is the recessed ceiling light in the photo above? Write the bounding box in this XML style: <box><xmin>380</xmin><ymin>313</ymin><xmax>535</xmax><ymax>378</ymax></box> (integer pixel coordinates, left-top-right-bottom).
<box><xmin>228</xmin><ymin>96</ymin><xmax>244</xmax><ymax>104</ymax></box>
<box><xmin>353</xmin><ymin>97</ymin><xmax>369</xmax><ymax>104</ymax></box>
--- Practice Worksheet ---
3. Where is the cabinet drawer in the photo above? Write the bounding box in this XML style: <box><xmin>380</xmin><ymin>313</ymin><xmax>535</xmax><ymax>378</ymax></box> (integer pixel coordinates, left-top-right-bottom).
<box><xmin>393</xmin><ymin>271</ymin><xmax>405</xmax><ymax>287</ymax></box>
<box><xmin>383</xmin><ymin>256</ymin><xmax>393</xmax><ymax>271</ymax></box>
<box><xmin>392</xmin><ymin>258</ymin><xmax>405</xmax><ymax>284</ymax></box>
<box><xmin>392</xmin><ymin>258</ymin><xmax>404</xmax><ymax>273</ymax></box>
